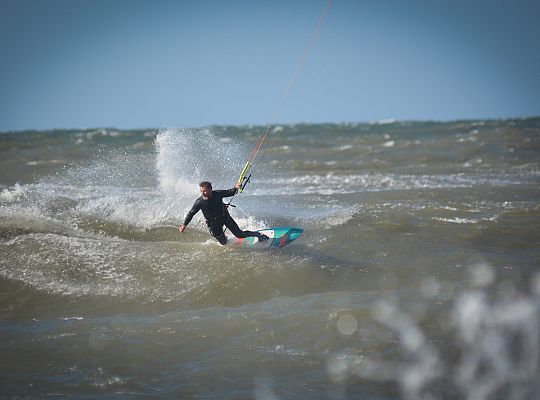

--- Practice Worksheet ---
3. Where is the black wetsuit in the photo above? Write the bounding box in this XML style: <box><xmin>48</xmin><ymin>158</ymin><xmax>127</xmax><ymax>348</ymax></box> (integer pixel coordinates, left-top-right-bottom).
<box><xmin>183</xmin><ymin>187</ymin><xmax>261</xmax><ymax>245</ymax></box>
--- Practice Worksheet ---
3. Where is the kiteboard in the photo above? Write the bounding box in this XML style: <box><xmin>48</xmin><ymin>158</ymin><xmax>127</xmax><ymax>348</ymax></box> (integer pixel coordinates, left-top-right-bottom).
<box><xmin>228</xmin><ymin>227</ymin><xmax>303</xmax><ymax>249</ymax></box>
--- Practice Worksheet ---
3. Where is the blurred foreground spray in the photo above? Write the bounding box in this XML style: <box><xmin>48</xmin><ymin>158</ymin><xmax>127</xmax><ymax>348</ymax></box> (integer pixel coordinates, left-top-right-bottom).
<box><xmin>326</xmin><ymin>264</ymin><xmax>540</xmax><ymax>400</ymax></box>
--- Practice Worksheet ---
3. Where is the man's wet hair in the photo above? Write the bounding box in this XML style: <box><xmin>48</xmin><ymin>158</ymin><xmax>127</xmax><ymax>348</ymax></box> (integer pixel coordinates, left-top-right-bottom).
<box><xmin>199</xmin><ymin>181</ymin><xmax>212</xmax><ymax>189</ymax></box>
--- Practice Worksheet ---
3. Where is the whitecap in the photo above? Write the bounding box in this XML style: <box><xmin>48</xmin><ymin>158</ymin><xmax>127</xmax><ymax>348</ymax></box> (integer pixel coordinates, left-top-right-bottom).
<box><xmin>337</xmin><ymin>145</ymin><xmax>353</xmax><ymax>151</ymax></box>
<box><xmin>370</xmin><ymin>119</ymin><xmax>396</xmax><ymax>125</ymax></box>
<box><xmin>0</xmin><ymin>184</ymin><xmax>25</xmax><ymax>202</ymax></box>
<box><xmin>433</xmin><ymin>217</ymin><xmax>478</xmax><ymax>224</ymax></box>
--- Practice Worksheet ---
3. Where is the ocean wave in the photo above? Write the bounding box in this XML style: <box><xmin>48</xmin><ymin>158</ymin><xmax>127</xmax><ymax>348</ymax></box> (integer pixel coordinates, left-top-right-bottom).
<box><xmin>0</xmin><ymin>207</ymin><xmax>83</xmax><ymax>239</ymax></box>
<box><xmin>0</xmin><ymin>230</ymin><xmax>307</xmax><ymax>307</ymax></box>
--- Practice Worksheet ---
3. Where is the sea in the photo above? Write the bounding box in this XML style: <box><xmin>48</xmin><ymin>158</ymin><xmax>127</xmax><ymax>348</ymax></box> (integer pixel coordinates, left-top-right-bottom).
<box><xmin>1</xmin><ymin>118</ymin><xmax>539</xmax><ymax>399</ymax></box>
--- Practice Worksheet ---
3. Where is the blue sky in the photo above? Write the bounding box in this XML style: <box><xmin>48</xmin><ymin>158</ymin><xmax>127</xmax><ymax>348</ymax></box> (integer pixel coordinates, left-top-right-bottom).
<box><xmin>1</xmin><ymin>0</ymin><xmax>539</xmax><ymax>131</ymax></box>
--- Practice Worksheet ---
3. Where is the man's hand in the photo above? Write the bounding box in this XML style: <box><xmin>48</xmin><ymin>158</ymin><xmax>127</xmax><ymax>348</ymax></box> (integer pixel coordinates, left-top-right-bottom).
<box><xmin>235</xmin><ymin>182</ymin><xmax>241</xmax><ymax>190</ymax></box>
<box><xmin>179</xmin><ymin>224</ymin><xmax>186</xmax><ymax>233</ymax></box>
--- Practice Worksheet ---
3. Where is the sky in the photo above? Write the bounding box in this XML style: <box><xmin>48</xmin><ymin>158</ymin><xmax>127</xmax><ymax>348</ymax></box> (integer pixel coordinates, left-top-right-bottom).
<box><xmin>1</xmin><ymin>0</ymin><xmax>539</xmax><ymax>131</ymax></box>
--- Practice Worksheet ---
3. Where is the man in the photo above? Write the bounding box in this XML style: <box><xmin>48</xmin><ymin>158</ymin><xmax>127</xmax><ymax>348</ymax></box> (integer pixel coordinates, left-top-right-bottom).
<box><xmin>179</xmin><ymin>181</ymin><xmax>269</xmax><ymax>245</ymax></box>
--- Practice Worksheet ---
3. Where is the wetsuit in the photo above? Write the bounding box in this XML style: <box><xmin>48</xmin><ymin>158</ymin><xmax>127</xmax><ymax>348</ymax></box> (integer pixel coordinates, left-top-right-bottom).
<box><xmin>183</xmin><ymin>187</ymin><xmax>262</xmax><ymax>245</ymax></box>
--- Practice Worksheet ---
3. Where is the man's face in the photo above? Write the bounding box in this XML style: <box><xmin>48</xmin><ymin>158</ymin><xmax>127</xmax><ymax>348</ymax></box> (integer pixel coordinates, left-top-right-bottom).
<box><xmin>200</xmin><ymin>185</ymin><xmax>212</xmax><ymax>200</ymax></box>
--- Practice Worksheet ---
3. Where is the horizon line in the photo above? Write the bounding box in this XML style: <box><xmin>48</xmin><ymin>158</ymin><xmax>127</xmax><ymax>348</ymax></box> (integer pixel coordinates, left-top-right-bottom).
<box><xmin>1</xmin><ymin>115</ymin><xmax>539</xmax><ymax>134</ymax></box>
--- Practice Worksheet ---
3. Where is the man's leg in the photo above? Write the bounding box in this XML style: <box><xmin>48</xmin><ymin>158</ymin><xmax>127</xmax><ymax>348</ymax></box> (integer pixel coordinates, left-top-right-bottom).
<box><xmin>208</xmin><ymin>225</ymin><xmax>228</xmax><ymax>245</ymax></box>
<box><xmin>225</xmin><ymin>216</ymin><xmax>260</xmax><ymax>239</ymax></box>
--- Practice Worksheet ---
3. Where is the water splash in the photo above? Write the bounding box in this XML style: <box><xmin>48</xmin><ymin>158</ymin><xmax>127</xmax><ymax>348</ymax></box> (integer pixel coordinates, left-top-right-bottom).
<box><xmin>155</xmin><ymin>127</ymin><xmax>245</xmax><ymax>196</ymax></box>
<box><xmin>2</xmin><ymin>128</ymin><xmax>250</xmax><ymax>229</ymax></box>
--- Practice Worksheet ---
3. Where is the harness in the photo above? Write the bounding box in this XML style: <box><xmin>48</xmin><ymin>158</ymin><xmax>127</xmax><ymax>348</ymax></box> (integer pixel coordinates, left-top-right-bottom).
<box><xmin>205</xmin><ymin>204</ymin><xmax>232</xmax><ymax>238</ymax></box>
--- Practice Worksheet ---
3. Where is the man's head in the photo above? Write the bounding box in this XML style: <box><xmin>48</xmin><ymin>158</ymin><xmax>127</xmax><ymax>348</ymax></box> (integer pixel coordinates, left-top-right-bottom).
<box><xmin>199</xmin><ymin>181</ymin><xmax>212</xmax><ymax>199</ymax></box>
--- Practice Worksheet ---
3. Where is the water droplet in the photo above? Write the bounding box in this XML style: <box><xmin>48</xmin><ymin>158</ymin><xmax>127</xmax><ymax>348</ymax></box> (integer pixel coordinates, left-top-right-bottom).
<box><xmin>337</xmin><ymin>314</ymin><xmax>358</xmax><ymax>335</ymax></box>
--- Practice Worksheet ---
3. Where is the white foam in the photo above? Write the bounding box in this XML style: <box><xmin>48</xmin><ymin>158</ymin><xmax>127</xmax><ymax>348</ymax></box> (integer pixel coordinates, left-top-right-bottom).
<box><xmin>324</xmin><ymin>207</ymin><xmax>356</xmax><ymax>227</ymax></box>
<box><xmin>0</xmin><ymin>183</ymin><xmax>25</xmax><ymax>202</ymax></box>
<box><xmin>457</xmin><ymin>136</ymin><xmax>478</xmax><ymax>143</ymax></box>
<box><xmin>26</xmin><ymin>159</ymin><xmax>64</xmax><ymax>166</ymax></box>
<box><xmin>231</xmin><ymin>214</ymin><xmax>267</xmax><ymax>232</ymax></box>
<box><xmin>275</xmin><ymin>145</ymin><xmax>291</xmax><ymax>151</ymax></box>
<box><xmin>370</xmin><ymin>119</ymin><xmax>396</xmax><ymax>125</ymax></box>
<box><xmin>433</xmin><ymin>217</ymin><xmax>478</xmax><ymax>224</ymax></box>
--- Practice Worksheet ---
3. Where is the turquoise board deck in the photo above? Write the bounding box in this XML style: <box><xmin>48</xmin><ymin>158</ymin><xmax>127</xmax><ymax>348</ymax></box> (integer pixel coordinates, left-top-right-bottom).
<box><xmin>228</xmin><ymin>227</ymin><xmax>303</xmax><ymax>249</ymax></box>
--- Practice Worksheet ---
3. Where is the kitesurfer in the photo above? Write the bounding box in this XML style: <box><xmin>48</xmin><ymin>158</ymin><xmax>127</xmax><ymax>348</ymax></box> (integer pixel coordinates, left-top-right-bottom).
<box><xmin>179</xmin><ymin>181</ymin><xmax>269</xmax><ymax>245</ymax></box>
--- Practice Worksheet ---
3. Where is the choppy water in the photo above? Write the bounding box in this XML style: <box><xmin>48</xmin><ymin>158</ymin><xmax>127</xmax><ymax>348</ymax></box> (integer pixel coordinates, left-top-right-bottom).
<box><xmin>1</xmin><ymin>118</ymin><xmax>540</xmax><ymax>399</ymax></box>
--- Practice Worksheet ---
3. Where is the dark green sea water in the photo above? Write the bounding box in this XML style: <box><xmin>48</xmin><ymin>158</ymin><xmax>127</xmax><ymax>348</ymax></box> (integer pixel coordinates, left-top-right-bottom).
<box><xmin>1</xmin><ymin>118</ymin><xmax>540</xmax><ymax>399</ymax></box>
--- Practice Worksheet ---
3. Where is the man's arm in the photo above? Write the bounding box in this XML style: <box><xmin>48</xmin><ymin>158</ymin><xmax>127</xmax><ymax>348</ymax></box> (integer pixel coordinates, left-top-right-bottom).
<box><xmin>222</xmin><ymin>182</ymin><xmax>241</xmax><ymax>198</ymax></box>
<box><xmin>179</xmin><ymin>200</ymin><xmax>201</xmax><ymax>232</ymax></box>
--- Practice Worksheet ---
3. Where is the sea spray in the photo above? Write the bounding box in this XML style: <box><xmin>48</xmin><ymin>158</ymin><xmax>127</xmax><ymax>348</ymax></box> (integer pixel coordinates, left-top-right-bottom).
<box><xmin>327</xmin><ymin>265</ymin><xmax>540</xmax><ymax>400</ymax></box>
<box><xmin>155</xmin><ymin>127</ymin><xmax>246</xmax><ymax>196</ymax></box>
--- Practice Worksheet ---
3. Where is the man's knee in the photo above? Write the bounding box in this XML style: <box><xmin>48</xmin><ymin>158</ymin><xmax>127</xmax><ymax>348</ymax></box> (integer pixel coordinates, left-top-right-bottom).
<box><xmin>209</xmin><ymin>226</ymin><xmax>227</xmax><ymax>245</ymax></box>
<box><xmin>215</xmin><ymin>234</ymin><xmax>228</xmax><ymax>245</ymax></box>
